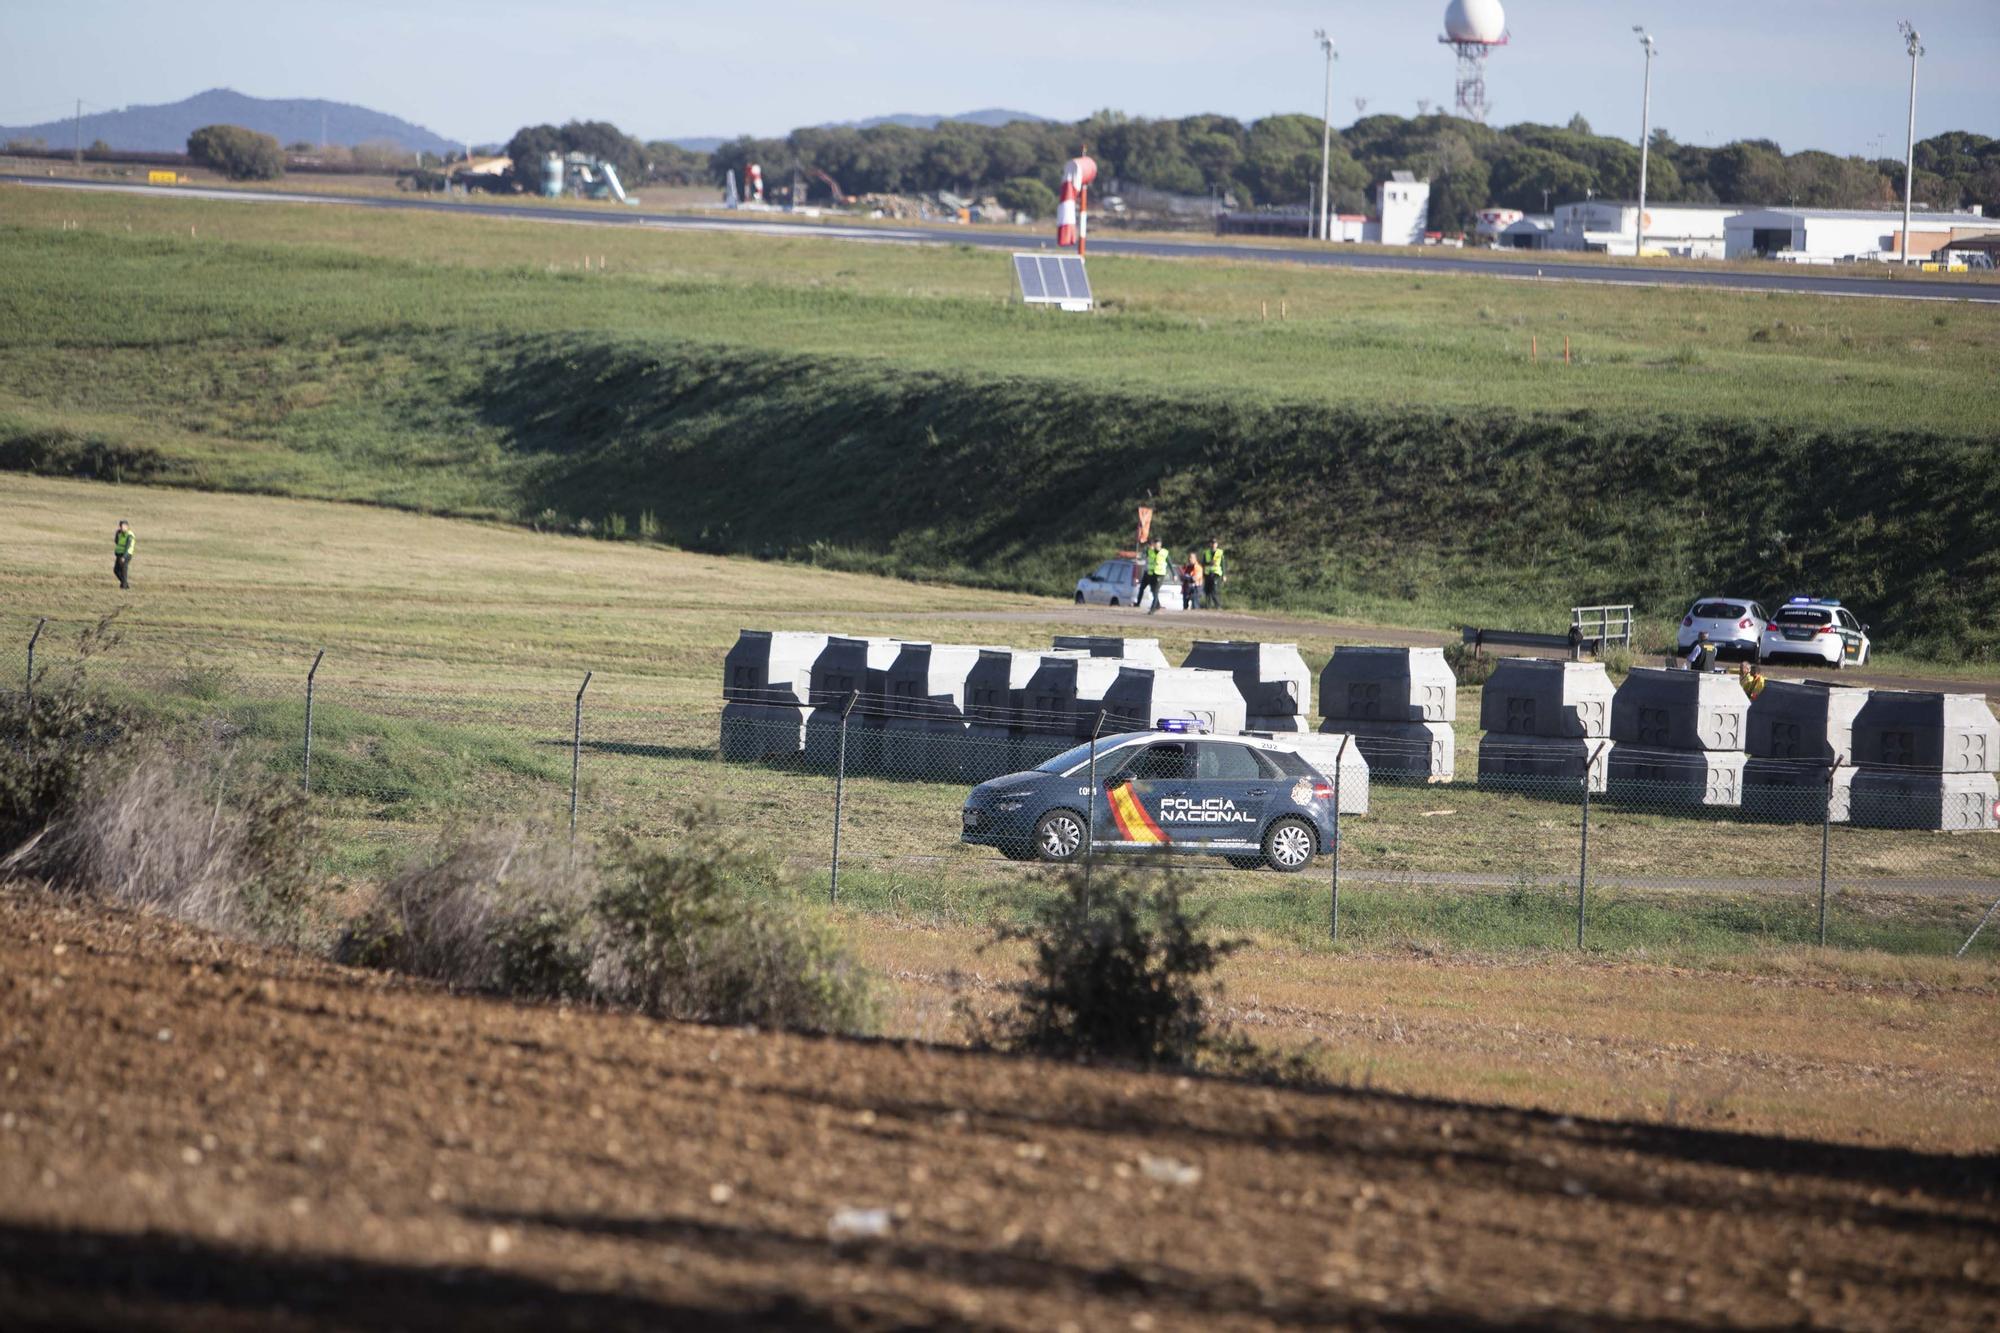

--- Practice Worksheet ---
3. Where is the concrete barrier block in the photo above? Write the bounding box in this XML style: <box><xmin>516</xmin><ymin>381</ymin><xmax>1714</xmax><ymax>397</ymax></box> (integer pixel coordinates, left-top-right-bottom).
<box><xmin>1479</xmin><ymin>659</ymin><xmax>1614</xmax><ymax>739</ymax></box>
<box><xmin>1181</xmin><ymin>640</ymin><xmax>1313</xmax><ymax>717</ymax></box>
<box><xmin>724</xmin><ymin>630</ymin><xmax>829</xmax><ymax>707</ymax></box>
<box><xmin>1020</xmin><ymin>654</ymin><xmax>1147</xmax><ymax>739</ymax></box>
<box><xmin>1850</xmin><ymin>770</ymin><xmax>2000</xmax><ymax>831</ymax></box>
<box><xmin>1747</xmin><ymin>680</ymin><xmax>1870</xmax><ymax>763</ymax></box>
<box><xmin>1319</xmin><ymin>646</ymin><xmax>1457</xmax><ymax>723</ymax></box>
<box><xmin>1851</xmin><ymin>691</ymin><xmax>2000</xmax><ymax>773</ymax></box>
<box><xmin>881</xmin><ymin>643</ymin><xmax>990</xmax><ymax>779</ymax></box>
<box><xmin>720</xmin><ymin>702</ymin><xmax>812</xmax><ymax>762</ymax></box>
<box><xmin>1607</xmin><ymin>747</ymin><xmax>1747</xmax><ymax>807</ymax></box>
<box><xmin>1610</xmin><ymin>667</ymin><xmax>1749</xmax><ymax>752</ymax></box>
<box><xmin>1245</xmin><ymin>732</ymin><xmax>1370</xmax><ymax>815</ymax></box>
<box><xmin>1102</xmin><ymin>666</ymin><xmax>1248</xmax><ymax>736</ymax></box>
<box><xmin>1322</xmin><ymin>718</ymin><xmax>1456</xmax><ymax>783</ymax></box>
<box><xmin>1246</xmin><ymin>714</ymin><xmax>1309</xmax><ymax>733</ymax></box>
<box><xmin>1051</xmin><ymin>636</ymin><xmax>1171</xmax><ymax>669</ymax></box>
<box><xmin>1476</xmin><ymin>735</ymin><xmax>1614</xmax><ymax>794</ymax></box>
<box><xmin>1742</xmin><ymin>759</ymin><xmax>1856</xmax><ymax>823</ymax></box>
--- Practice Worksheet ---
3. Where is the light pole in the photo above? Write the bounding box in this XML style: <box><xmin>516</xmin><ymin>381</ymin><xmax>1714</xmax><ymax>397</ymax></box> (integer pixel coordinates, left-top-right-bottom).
<box><xmin>1898</xmin><ymin>20</ymin><xmax>1924</xmax><ymax>266</ymax></box>
<box><xmin>1632</xmin><ymin>27</ymin><xmax>1656</xmax><ymax>259</ymax></box>
<box><xmin>1315</xmin><ymin>28</ymin><xmax>1337</xmax><ymax>242</ymax></box>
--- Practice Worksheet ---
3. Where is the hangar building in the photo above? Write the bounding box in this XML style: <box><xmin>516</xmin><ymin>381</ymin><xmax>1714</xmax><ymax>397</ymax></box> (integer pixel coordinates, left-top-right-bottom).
<box><xmin>1723</xmin><ymin>207</ymin><xmax>1995</xmax><ymax>262</ymax></box>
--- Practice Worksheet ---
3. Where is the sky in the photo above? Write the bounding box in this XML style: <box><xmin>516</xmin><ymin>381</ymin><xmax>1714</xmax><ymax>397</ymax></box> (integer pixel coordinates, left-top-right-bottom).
<box><xmin>3</xmin><ymin>0</ymin><xmax>1995</xmax><ymax>155</ymax></box>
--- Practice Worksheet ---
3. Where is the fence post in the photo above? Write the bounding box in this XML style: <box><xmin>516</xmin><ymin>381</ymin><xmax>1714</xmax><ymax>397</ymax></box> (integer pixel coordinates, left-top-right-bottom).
<box><xmin>302</xmin><ymin>649</ymin><xmax>325</xmax><ymax>796</ymax></box>
<box><xmin>569</xmin><ymin>671</ymin><xmax>592</xmax><ymax>845</ymax></box>
<box><xmin>1578</xmin><ymin>742</ymin><xmax>1606</xmax><ymax>949</ymax></box>
<box><xmin>24</xmin><ymin>618</ymin><xmax>46</xmax><ymax>768</ymax></box>
<box><xmin>1818</xmin><ymin>758</ymin><xmax>1841</xmax><ymax>946</ymax></box>
<box><xmin>1084</xmin><ymin>708</ymin><xmax>1107</xmax><ymax>898</ymax></box>
<box><xmin>830</xmin><ymin>690</ymin><xmax>858</xmax><ymax>904</ymax></box>
<box><xmin>1330</xmin><ymin>734</ymin><xmax>1350</xmax><ymax>941</ymax></box>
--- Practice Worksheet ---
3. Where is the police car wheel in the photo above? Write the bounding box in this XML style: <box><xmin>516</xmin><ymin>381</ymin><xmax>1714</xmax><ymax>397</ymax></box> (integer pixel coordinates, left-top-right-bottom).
<box><xmin>1073</xmin><ymin>591</ymin><xmax>1085</xmax><ymax>603</ymax></box>
<box><xmin>1262</xmin><ymin>818</ymin><xmax>1316</xmax><ymax>873</ymax></box>
<box><xmin>1032</xmin><ymin>810</ymin><xmax>1086</xmax><ymax>863</ymax></box>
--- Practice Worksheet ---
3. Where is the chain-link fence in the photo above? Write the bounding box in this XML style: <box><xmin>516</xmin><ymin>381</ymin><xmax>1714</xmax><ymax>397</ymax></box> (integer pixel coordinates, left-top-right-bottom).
<box><xmin>6</xmin><ymin>611</ymin><xmax>1997</xmax><ymax>957</ymax></box>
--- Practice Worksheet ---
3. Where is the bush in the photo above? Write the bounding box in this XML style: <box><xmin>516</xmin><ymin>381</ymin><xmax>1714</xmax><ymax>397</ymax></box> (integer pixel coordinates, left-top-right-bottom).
<box><xmin>990</xmin><ymin>870</ymin><xmax>1242</xmax><ymax>1068</ymax></box>
<box><xmin>187</xmin><ymin>124</ymin><xmax>284</xmax><ymax>181</ymax></box>
<box><xmin>593</xmin><ymin>814</ymin><xmax>873</xmax><ymax>1032</ymax></box>
<box><xmin>995</xmin><ymin>177</ymin><xmax>1058</xmax><ymax>219</ymax></box>
<box><xmin>340</xmin><ymin>822</ymin><xmax>596</xmax><ymax>999</ymax></box>
<box><xmin>48</xmin><ymin>745</ymin><xmax>324</xmax><ymax>945</ymax></box>
<box><xmin>0</xmin><ymin>617</ymin><xmax>134</xmax><ymax>854</ymax></box>
<box><xmin>1441</xmin><ymin>641</ymin><xmax>1497</xmax><ymax>687</ymax></box>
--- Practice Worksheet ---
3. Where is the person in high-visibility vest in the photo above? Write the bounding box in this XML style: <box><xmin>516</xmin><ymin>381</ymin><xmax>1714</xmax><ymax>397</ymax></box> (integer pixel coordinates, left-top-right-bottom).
<box><xmin>1201</xmin><ymin>539</ymin><xmax>1225</xmax><ymax>609</ymax></box>
<box><xmin>1738</xmin><ymin>660</ymin><xmax>1766</xmax><ymax>700</ymax></box>
<box><xmin>1141</xmin><ymin>540</ymin><xmax>1169</xmax><ymax>614</ymax></box>
<box><xmin>112</xmin><ymin>520</ymin><xmax>135</xmax><ymax>590</ymax></box>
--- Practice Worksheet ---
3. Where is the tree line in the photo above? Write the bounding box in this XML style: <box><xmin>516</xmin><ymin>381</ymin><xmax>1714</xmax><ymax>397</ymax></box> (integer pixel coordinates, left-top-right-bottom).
<box><xmin>507</xmin><ymin>112</ymin><xmax>1999</xmax><ymax>229</ymax></box>
<box><xmin>169</xmin><ymin>113</ymin><xmax>1998</xmax><ymax>227</ymax></box>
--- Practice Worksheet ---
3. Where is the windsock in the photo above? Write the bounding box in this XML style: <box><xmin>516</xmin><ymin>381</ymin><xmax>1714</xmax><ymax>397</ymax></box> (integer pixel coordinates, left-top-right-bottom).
<box><xmin>1055</xmin><ymin>155</ymin><xmax>1096</xmax><ymax>251</ymax></box>
<box><xmin>747</xmin><ymin>163</ymin><xmax>763</xmax><ymax>203</ymax></box>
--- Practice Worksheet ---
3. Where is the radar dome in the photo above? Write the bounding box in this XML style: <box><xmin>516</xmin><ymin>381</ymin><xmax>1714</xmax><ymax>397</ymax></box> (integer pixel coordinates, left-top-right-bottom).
<box><xmin>1443</xmin><ymin>0</ymin><xmax>1506</xmax><ymax>44</ymax></box>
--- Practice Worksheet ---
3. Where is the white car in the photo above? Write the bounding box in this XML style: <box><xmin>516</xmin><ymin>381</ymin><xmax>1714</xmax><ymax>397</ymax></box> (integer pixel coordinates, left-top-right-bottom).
<box><xmin>1676</xmin><ymin>597</ymin><xmax>1770</xmax><ymax>661</ymax></box>
<box><xmin>1074</xmin><ymin>558</ymin><xmax>1189</xmax><ymax>610</ymax></box>
<box><xmin>1759</xmin><ymin>598</ymin><xmax>1871</xmax><ymax>668</ymax></box>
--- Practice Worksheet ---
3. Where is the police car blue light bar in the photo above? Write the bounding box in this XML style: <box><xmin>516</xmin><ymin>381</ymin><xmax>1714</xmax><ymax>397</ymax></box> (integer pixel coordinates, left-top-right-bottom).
<box><xmin>1787</xmin><ymin>595</ymin><xmax>1840</xmax><ymax>606</ymax></box>
<box><xmin>1155</xmin><ymin>717</ymin><xmax>1210</xmax><ymax>734</ymax></box>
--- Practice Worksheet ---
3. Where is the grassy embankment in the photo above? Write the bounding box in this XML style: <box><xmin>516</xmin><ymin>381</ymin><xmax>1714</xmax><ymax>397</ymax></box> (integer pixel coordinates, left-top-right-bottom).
<box><xmin>4</xmin><ymin>475</ymin><xmax>1995</xmax><ymax>962</ymax></box>
<box><xmin>2</xmin><ymin>186</ymin><xmax>1998</xmax><ymax>660</ymax></box>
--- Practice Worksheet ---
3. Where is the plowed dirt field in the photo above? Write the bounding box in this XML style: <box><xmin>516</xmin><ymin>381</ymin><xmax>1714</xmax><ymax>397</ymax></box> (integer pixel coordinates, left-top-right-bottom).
<box><xmin>2</xmin><ymin>891</ymin><xmax>1995</xmax><ymax>1331</ymax></box>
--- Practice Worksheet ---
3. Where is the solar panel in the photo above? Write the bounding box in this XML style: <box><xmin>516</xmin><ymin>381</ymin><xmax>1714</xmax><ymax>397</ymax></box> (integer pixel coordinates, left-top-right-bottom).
<box><xmin>1013</xmin><ymin>254</ymin><xmax>1045</xmax><ymax>300</ymax></box>
<box><xmin>1058</xmin><ymin>256</ymin><xmax>1092</xmax><ymax>300</ymax></box>
<box><xmin>1012</xmin><ymin>253</ymin><xmax>1093</xmax><ymax>310</ymax></box>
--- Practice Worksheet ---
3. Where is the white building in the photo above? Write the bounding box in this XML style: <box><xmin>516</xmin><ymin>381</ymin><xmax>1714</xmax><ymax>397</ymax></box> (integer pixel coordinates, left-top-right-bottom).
<box><xmin>1546</xmin><ymin>200</ymin><xmax>1738</xmax><ymax>259</ymax></box>
<box><xmin>1723</xmin><ymin>206</ymin><xmax>1994</xmax><ymax>262</ymax></box>
<box><xmin>1367</xmin><ymin>172</ymin><xmax>1432</xmax><ymax>246</ymax></box>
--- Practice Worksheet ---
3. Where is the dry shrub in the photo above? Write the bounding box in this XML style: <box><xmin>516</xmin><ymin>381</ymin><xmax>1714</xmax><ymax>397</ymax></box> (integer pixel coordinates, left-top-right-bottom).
<box><xmin>46</xmin><ymin>745</ymin><xmax>324</xmax><ymax>945</ymax></box>
<box><xmin>340</xmin><ymin>822</ymin><xmax>596</xmax><ymax>1000</ymax></box>
<box><xmin>593</xmin><ymin>815</ymin><xmax>875</xmax><ymax>1033</ymax></box>
<box><xmin>343</xmin><ymin>814</ymin><xmax>873</xmax><ymax>1032</ymax></box>
<box><xmin>986</xmin><ymin>869</ymin><xmax>1242</xmax><ymax>1068</ymax></box>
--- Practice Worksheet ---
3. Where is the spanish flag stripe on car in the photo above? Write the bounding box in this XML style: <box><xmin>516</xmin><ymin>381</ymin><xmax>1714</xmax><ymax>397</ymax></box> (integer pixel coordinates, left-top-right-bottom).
<box><xmin>1106</xmin><ymin>782</ymin><xmax>1169</xmax><ymax>844</ymax></box>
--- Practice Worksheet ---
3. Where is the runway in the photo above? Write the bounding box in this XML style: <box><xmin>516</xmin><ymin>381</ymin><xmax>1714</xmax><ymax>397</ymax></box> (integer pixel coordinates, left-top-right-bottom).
<box><xmin>10</xmin><ymin>173</ymin><xmax>1999</xmax><ymax>304</ymax></box>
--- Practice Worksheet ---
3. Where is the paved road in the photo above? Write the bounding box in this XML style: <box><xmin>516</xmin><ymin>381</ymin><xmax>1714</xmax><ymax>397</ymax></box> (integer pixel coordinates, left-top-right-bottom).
<box><xmin>11</xmin><ymin>173</ymin><xmax>2000</xmax><ymax>304</ymax></box>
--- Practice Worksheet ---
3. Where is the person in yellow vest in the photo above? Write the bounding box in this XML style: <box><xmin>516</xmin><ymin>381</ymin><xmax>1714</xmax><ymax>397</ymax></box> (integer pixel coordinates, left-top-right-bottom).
<box><xmin>112</xmin><ymin>519</ymin><xmax>135</xmax><ymax>590</ymax></box>
<box><xmin>1140</xmin><ymin>539</ymin><xmax>1169</xmax><ymax>614</ymax></box>
<box><xmin>1202</xmin><ymin>538</ymin><xmax>1226</xmax><ymax>609</ymax></box>
<box><xmin>1738</xmin><ymin>660</ymin><xmax>1766</xmax><ymax>700</ymax></box>
<box><xmin>1179</xmin><ymin>549</ymin><xmax>1203</xmax><ymax>610</ymax></box>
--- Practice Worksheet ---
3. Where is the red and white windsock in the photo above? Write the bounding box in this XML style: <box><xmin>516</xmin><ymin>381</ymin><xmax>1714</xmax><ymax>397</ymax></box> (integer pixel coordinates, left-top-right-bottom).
<box><xmin>1056</xmin><ymin>155</ymin><xmax>1096</xmax><ymax>253</ymax></box>
<box><xmin>747</xmin><ymin>163</ymin><xmax>764</xmax><ymax>203</ymax></box>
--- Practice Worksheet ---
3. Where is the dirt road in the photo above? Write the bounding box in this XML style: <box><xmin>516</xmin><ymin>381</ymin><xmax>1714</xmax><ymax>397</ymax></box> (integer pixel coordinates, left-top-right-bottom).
<box><xmin>2</xmin><ymin>892</ymin><xmax>1995</xmax><ymax>1331</ymax></box>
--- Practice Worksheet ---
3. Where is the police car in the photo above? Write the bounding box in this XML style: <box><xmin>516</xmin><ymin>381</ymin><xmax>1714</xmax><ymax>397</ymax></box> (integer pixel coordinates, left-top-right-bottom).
<box><xmin>960</xmin><ymin>725</ymin><xmax>1338</xmax><ymax>872</ymax></box>
<box><xmin>1759</xmin><ymin>597</ymin><xmax>1871</xmax><ymax>668</ymax></box>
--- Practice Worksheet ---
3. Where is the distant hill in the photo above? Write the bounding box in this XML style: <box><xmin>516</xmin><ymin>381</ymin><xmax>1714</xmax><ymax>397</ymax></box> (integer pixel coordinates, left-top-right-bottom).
<box><xmin>830</xmin><ymin>109</ymin><xmax>1052</xmax><ymax>131</ymax></box>
<box><xmin>0</xmin><ymin>88</ymin><xmax>458</xmax><ymax>155</ymax></box>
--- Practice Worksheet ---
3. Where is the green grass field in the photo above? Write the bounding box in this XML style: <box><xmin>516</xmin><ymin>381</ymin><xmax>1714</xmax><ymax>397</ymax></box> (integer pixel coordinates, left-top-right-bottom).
<box><xmin>4</xmin><ymin>184</ymin><xmax>1995</xmax><ymax>430</ymax></box>
<box><xmin>5</xmin><ymin>475</ymin><xmax>1994</xmax><ymax>960</ymax></box>
<box><xmin>4</xmin><ymin>184</ymin><xmax>1999</xmax><ymax>661</ymax></box>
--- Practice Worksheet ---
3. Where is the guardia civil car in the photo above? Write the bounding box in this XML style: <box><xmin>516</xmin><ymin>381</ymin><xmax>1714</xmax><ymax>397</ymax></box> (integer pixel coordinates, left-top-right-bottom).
<box><xmin>960</xmin><ymin>728</ymin><xmax>1340</xmax><ymax>872</ymax></box>
<box><xmin>1759</xmin><ymin>597</ymin><xmax>1871</xmax><ymax>668</ymax></box>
